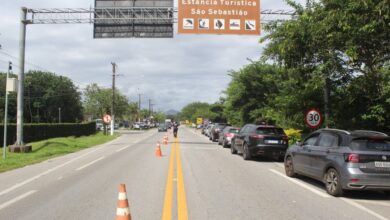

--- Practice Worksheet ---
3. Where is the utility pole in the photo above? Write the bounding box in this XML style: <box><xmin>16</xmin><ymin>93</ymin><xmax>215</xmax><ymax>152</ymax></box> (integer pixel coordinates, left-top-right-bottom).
<box><xmin>148</xmin><ymin>99</ymin><xmax>151</xmax><ymax>117</ymax></box>
<box><xmin>3</xmin><ymin>62</ymin><xmax>12</xmax><ymax>159</ymax></box>
<box><xmin>111</xmin><ymin>62</ymin><xmax>116</xmax><ymax>136</ymax></box>
<box><xmin>138</xmin><ymin>92</ymin><xmax>141</xmax><ymax>122</ymax></box>
<box><xmin>58</xmin><ymin>107</ymin><xmax>61</xmax><ymax>123</ymax></box>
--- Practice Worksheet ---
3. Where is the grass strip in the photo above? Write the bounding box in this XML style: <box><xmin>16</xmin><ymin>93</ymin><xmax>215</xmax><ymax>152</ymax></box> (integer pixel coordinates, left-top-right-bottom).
<box><xmin>0</xmin><ymin>132</ymin><xmax>119</xmax><ymax>173</ymax></box>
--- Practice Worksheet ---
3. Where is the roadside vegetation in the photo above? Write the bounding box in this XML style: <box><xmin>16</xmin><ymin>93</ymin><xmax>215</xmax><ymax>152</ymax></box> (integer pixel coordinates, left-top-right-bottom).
<box><xmin>178</xmin><ymin>0</ymin><xmax>390</xmax><ymax>135</ymax></box>
<box><xmin>0</xmin><ymin>132</ymin><xmax>119</xmax><ymax>173</ymax></box>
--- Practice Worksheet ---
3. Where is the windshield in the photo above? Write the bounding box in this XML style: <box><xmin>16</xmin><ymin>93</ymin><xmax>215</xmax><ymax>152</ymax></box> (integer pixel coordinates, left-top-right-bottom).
<box><xmin>229</xmin><ymin>128</ymin><xmax>240</xmax><ymax>134</ymax></box>
<box><xmin>350</xmin><ymin>139</ymin><xmax>390</xmax><ymax>151</ymax></box>
<box><xmin>256</xmin><ymin>127</ymin><xmax>285</xmax><ymax>135</ymax></box>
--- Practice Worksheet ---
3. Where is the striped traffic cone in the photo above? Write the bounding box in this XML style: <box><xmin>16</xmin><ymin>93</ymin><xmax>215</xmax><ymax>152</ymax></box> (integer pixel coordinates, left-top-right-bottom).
<box><xmin>116</xmin><ymin>184</ymin><xmax>131</xmax><ymax>220</ymax></box>
<box><xmin>155</xmin><ymin>142</ymin><xmax>163</xmax><ymax>157</ymax></box>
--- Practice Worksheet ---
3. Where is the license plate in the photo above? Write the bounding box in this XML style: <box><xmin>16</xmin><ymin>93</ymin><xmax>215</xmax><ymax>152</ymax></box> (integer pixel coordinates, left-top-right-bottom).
<box><xmin>374</xmin><ymin>161</ymin><xmax>390</xmax><ymax>168</ymax></box>
<box><xmin>266</xmin><ymin>140</ymin><xmax>279</xmax><ymax>144</ymax></box>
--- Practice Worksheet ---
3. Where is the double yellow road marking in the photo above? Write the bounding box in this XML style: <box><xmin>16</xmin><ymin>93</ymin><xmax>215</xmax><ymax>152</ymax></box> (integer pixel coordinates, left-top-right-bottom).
<box><xmin>162</xmin><ymin>138</ymin><xmax>188</xmax><ymax>220</ymax></box>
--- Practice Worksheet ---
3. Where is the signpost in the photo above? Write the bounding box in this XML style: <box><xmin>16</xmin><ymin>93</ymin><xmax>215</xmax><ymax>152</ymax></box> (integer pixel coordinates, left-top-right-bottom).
<box><xmin>305</xmin><ymin>108</ymin><xmax>323</xmax><ymax>129</ymax></box>
<box><xmin>178</xmin><ymin>0</ymin><xmax>260</xmax><ymax>35</ymax></box>
<box><xmin>196</xmin><ymin>117</ymin><xmax>203</xmax><ymax>125</ymax></box>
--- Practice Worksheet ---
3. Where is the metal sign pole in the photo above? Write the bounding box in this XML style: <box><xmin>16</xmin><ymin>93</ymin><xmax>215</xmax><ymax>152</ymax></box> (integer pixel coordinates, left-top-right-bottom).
<box><xmin>3</xmin><ymin>62</ymin><xmax>12</xmax><ymax>159</ymax></box>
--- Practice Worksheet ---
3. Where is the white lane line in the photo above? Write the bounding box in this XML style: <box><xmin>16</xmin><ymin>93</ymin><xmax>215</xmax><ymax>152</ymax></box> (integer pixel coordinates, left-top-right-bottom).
<box><xmin>75</xmin><ymin>156</ymin><xmax>105</xmax><ymax>171</ymax></box>
<box><xmin>0</xmin><ymin>190</ymin><xmax>37</xmax><ymax>211</ymax></box>
<box><xmin>116</xmin><ymin>146</ymin><xmax>130</xmax><ymax>152</ymax></box>
<box><xmin>353</xmin><ymin>200</ymin><xmax>390</xmax><ymax>207</ymax></box>
<box><xmin>0</xmin><ymin>148</ymin><xmax>100</xmax><ymax>197</ymax></box>
<box><xmin>269</xmin><ymin>169</ymin><xmax>331</xmax><ymax>198</ymax></box>
<box><xmin>341</xmin><ymin>198</ymin><xmax>389</xmax><ymax>220</ymax></box>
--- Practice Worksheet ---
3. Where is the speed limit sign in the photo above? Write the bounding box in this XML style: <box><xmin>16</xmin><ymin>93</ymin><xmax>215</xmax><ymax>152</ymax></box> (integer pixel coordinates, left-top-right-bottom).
<box><xmin>305</xmin><ymin>109</ymin><xmax>323</xmax><ymax>129</ymax></box>
<box><xmin>103</xmin><ymin>114</ymin><xmax>112</xmax><ymax>124</ymax></box>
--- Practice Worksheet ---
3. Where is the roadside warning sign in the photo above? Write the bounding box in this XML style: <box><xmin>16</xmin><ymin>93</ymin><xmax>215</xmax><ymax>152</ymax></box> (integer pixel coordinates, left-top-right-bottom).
<box><xmin>178</xmin><ymin>0</ymin><xmax>260</xmax><ymax>35</ymax></box>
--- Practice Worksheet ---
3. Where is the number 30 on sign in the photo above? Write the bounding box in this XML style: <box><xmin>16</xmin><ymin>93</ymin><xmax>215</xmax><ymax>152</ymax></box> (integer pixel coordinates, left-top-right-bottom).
<box><xmin>305</xmin><ymin>109</ymin><xmax>323</xmax><ymax>129</ymax></box>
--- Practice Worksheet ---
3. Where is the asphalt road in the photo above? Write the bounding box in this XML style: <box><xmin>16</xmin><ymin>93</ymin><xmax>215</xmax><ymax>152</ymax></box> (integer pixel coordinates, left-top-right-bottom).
<box><xmin>0</xmin><ymin>127</ymin><xmax>389</xmax><ymax>220</ymax></box>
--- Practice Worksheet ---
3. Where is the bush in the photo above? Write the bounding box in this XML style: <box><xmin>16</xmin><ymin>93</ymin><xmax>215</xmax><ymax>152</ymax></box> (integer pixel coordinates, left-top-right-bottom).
<box><xmin>284</xmin><ymin>128</ymin><xmax>302</xmax><ymax>145</ymax></box>
<box><xmin>0</xmin><ymin>122</ymin><xmax>96</xmax><ymax>146</ymax></box>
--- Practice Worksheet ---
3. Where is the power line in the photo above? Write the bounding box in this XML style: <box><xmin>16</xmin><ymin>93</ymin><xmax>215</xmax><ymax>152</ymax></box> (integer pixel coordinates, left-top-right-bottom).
<box><xmin>0</xmin><ymin>50</ymin><xmax>51</xmax><ymax>72</ymax></box>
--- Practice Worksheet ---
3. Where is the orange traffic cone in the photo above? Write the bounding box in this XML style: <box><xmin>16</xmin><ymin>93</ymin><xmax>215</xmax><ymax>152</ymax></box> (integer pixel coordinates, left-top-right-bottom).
<box><xmin>163</xmin><ymin>136</ymin><xmax>168</xmax><ymax>145</ymax></box>
<box><xmin>155</xmin><ymin>142</ymin><xmax>162</xmax><ymax>157</ymax></box>
<box><xmin>116</xmin><ymin>184</ymin><xmax>131</xmax><ymax>220</ymax></box>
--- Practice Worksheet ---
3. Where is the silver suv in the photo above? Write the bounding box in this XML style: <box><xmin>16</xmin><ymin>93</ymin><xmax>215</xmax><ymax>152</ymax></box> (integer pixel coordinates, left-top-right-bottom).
<box><xmin>284</xmin><ymin>129</ymin><xmax>390</xmax><ymax>196</ymax></box>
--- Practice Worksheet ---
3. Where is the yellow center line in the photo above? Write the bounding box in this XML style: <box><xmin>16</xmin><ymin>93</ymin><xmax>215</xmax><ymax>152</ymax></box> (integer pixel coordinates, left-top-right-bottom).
<box><xmin>162</xmin><ymin>137</ymin><xmax>189</xmax><ymax>220</ymax></box>
<box><xmin>162</xmin><ymin>139</ymin><xmax>175</xmax><ymax>220</ymax></box>
<box><xmin>175</xmin><ymin>138</ymin><xmax>189</xmax><ymax>220</ymax></box>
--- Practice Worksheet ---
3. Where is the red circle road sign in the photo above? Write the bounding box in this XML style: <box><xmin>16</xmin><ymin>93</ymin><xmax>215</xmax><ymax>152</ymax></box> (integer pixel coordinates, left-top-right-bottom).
<box><xmin>305</xmin><ymin>109</ymin><xmax>323</xmax><ymax>129</ymax></box>
<box><xmin>103</xmin><ymin>114</ymin><xmax>112</xmax><ymax>124</ymax></box>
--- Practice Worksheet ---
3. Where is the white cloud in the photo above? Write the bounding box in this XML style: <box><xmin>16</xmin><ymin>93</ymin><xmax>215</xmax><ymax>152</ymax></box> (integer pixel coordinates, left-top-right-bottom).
<box><xmin>0</xmin><ymin>0</ymin><xmax>305</xmax><ymax>112</ymax></box>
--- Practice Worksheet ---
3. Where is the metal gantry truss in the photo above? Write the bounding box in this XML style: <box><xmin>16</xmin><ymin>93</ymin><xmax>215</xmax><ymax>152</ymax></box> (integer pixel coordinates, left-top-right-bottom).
<box><xmin>26</xmin><ymin>7</ymin><xmax>295</xmax><ymax>25</ymax></box>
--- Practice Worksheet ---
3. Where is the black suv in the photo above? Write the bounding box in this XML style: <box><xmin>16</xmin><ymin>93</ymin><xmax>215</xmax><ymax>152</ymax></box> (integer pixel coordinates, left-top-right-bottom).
<box><xmin>284</xmin><ymin>129</ymin><xmax>390</xmax><ymax>196</ymax></box>
<box><xmin>231</xmin><ymin>124</ymin><xmax>288</xmax><ymax>160</ymax></box>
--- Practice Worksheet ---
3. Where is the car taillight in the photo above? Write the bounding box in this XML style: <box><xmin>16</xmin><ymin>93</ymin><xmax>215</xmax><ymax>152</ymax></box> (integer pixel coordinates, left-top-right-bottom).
<box><xmin>282</xmin><ymin>136</ymin><xmax>288</xmax><ymax>145</ymax></box>
<box><xmin>225</xmin><ymin>133</ymin><xmax>233</xmax><ymax>137</ymax></box>
<box><xmin>250</xmin><ymin>134</ymin><xmax>264</xmax><ymax>139</ymax></box>
<box><xmin>346</xmin><ymin>154</ymin><xmax>360</xmax><ymax>163</ymax></box>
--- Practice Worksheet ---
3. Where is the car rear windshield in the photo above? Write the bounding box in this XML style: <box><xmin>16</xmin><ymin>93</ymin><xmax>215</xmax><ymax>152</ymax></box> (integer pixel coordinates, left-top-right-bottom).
<box><xmin>350</xmin><ymin>138</ymin><xmax>390</xmax><ymax>151</ymax></box>
<box><xmin>229</xmin><ymin>128</ymin><xmax>240</xmax><ymax>134</ymax></box>
<box><xmin>256</xmin><ymin>127</ymin><xmax>285</xmax><ymax>135</ymax></box>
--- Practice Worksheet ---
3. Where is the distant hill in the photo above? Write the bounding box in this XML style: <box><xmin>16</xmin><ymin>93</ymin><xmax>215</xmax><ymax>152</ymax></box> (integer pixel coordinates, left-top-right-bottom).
<box><xmin>166</xmin><ymin>109</ymin><xmax>178</xmax><ymax>116</ymax></box>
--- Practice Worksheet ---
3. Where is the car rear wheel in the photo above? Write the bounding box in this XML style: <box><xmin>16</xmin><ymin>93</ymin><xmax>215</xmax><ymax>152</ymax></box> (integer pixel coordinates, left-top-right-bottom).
<box><xmin>325</xmin><ymin>168</ymin><xmax>344</xmax><ymax>197</ymax></box>
<box><xmin>284</xmin><ymin>156</ymin><xmax>297</xmax><ymax>177</ymax></box>
<box><xmin>222</xmin><ymin>140</ymin><xmax>228</xmax><ymax>148</ymax></box>
<box><xmin>242</xmin><ymin>143</ymin><xmax>251</xmax><ymax>160</ymax></box>
<box><xmin>231</xmin><ymin>143</ymin><xmax>237</xmax><ymax>154</ymax></box>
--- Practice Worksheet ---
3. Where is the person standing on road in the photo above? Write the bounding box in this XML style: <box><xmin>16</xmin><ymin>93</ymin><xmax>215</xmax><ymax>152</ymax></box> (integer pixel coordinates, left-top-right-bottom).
<box><xmin>173</xmin><ymin>122</ymin><xmax>179</xmax><ymax>138</ymax></box>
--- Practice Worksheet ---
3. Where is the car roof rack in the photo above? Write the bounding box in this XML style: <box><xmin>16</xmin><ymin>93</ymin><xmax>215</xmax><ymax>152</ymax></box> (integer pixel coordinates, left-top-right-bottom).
<box><xmin>318</xmin><ymin>128</ymin><xmax>351</xmax><ymax>135</ymax></box>
<box><xmin>352</xmin><ymin>130</ymin><xmax>388</xmax><ymax>136</ymax></box>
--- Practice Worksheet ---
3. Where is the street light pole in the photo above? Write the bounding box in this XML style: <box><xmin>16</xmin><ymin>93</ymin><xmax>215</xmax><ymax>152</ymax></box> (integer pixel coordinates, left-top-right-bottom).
<box><xmin>16</xmin><ymin>7</ymin><xmax>27</xmax><ymax>148</ymax></box>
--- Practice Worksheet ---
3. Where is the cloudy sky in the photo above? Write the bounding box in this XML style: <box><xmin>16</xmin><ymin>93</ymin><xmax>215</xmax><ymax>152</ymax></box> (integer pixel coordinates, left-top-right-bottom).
<box><xmin>0</xmin><ymin>0</ymin><xmax>304</xmax><ymax>113</ymax></box>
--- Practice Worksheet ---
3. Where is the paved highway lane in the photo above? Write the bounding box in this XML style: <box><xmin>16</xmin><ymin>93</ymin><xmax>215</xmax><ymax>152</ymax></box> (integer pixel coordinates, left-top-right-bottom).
<box><xmin>0</xmin><ymin>127</ymin><xmax>389</xmax><ymax>220</ymax></box>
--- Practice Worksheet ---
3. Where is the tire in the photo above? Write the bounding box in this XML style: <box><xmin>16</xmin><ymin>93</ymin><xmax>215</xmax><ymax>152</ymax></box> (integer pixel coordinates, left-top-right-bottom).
<box><xmin>284</xmin><ymin>156</ymin><xmax>297</xmax><ymax>177</ymax></box>
<box><xmin>242</xmin><ymin>143</ymin><xmax>251</xmax><ymax>160</ymax></box>
<box><xmin>231</xmin><ymin>143</ymin><xmax>237</xmax><ymax>154</ymax></box>
<box><xmin>222</xmin><ymin>140</ymin><xmax>228</xmax><ymax>148</ymax></box>
<box><xmin>324</xmin><ymin>168</ymin><xmax>344</xmax><ymax>197</ymax></box>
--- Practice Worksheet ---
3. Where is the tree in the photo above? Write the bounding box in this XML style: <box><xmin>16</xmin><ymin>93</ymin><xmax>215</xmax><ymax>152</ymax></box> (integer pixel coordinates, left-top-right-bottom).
<box><xmin>83</xmin><ymin>83</ymin><xmax>129</xmax><ymax>121</ymax></box>
<box><xmin>24</xmin><ymin>71</ymin><xmax>83</xmax><ymax>123</ymax></box>
<box><xmin>260</xmin><ymin>0</ymin><xmax>390</xmax><ymax>131</ymax></box>
<box><xmin>178</xmin><ymin>102</ymin><xmax>218</xmax><ymax>123</ymax></box>
<box><xmin>224</xmin><ymin>62</ymin><xmax>281</xmax><ymax>126</ymax></box>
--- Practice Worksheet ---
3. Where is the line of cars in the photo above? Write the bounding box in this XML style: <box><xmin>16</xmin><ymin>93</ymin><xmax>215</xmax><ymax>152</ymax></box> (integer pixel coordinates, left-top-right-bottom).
<box><xmin>200</xmin><ymin>123</ymin><xmax>390</xmax><ymax>196</ymax></box>
<box><xmin>202</xmin><ymin>123</ymin><xmax>288</xmax><ymax>161</ymax></box>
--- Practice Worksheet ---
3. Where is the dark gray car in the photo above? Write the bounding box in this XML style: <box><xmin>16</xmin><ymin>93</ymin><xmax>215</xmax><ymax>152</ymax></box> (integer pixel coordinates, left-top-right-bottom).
<box><xmin>210</xmin><ymin>123</ymin><xmax>231</xmax><ymax>142</ymax></box>
<box><xmin>284</xmin><ymin>129</ymin><xmax>390</xmax><ymax>196</ymax></box>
